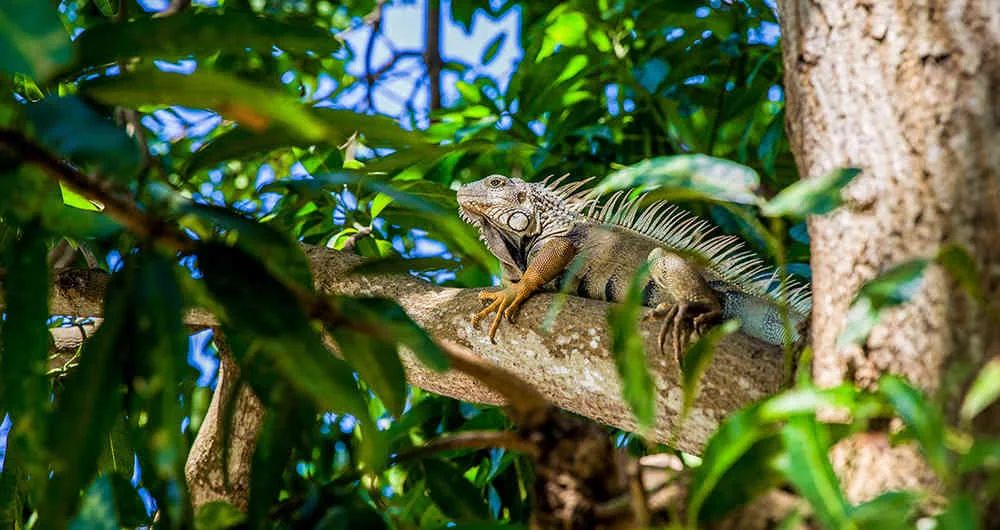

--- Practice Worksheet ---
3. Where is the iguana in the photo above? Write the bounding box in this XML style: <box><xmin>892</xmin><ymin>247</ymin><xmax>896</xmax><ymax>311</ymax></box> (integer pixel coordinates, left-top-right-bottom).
<box><xmin>456</xmin><ymin>174</ymin><xmax>810</xmax><ymax>358</ymax></box>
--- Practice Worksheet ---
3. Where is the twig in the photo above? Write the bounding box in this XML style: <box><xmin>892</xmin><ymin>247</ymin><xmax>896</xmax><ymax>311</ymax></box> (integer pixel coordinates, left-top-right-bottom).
<box><xmin>436</xmin><ymin>339</ymin><xmax>550</xmax><ymax>425</ymax></box>
<box><xmin>394</xmin><ymin>430</ymin><xmax>539</xmax><ymax>462</ymax></box>
<box><xmin>154</xmin><ymin>0</ymin><xmax>191</xmax><ymax>18</ymax></box>
<box><xmin>424</xmin><ymin>0</ymin><xmax>443</xmax><ymax>112</ymax></box>
<box><xmin>0</xmin><ymin>130</ymin><xmax>195</xmax><ymax>253</ymax></box>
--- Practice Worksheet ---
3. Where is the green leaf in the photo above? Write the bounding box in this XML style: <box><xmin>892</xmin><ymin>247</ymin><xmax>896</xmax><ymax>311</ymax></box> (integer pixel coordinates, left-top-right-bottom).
<box><xmin>936</xmin><ymin>244</ymin><xmax>984</xmax><ymax>304</ymax></box>
<box><xmin>83</xmin><ymin>69</ymin><xmax>330</xmax><ymax>142</ymax></box>
<box><xmin>422</xmin><ymin>459</ymin><xmax>490</xmax><ymax>521</ymax></box>
<box><xmin>194</xmin><ymin>501</ymin><xmax>246</xmax><ymax>530</ymax></box>
<box><xmin>553</xmin><ymin>54</ymin><xmax>588</xmax><ymax>85</ymax></box>
<box><xmin>481</xmin><ymin>33</ymin><xmax>506</xmax><ymax>65</ymax></box>
<box><xmin>936</xmin><ymin>495</ymin><xmax>980</xmax><ymax>530</ymax></box>
<box><xmin>596</xmin><ymin>154</ymin><xmax>761</xmax><ymax>205</ymax></box>
<box><xmin>69</xmin><ymin>475</ymin><xmax>119</xmax><ymax>530</ymax></box>
<box><xmin>91</xmin><ymin>0</ymin><xmax>116</xmax><ymax>16</ymax></box>
<box><xmin>778</xmin><ymin>415</ymin><xmax>851</xmax><ymax>530</ymax></box>
<box><xmin>957</xmin><ymin>438</ymin><xmax>1000</xmax><ymax>474</ymax></box>
<box><xmin>39</xmin><ymin>260</ymin><xmax>133</xmax><ymax>528</ymax></box>
<box><xmin>0</xmin><ymin>221</ymin><xmax>50</xmax><ymax>428</ymax></box>
<box><xmin>331</xmin><ymin>327</ymin><xmax>407</xmax><ymax>418</ymax></box>
<box><xmin>185</xmin><ymin>109</ymin><xmax>428</xmax><ymax>175</ymax></box>
<box><xmin>849</xmin><ymin>491</ymin><xmax>919</xmax><ymax>530</ymax></box>
<box><xmin>106</xmin><ymin>474</ymin><xmax>151</xmax><ymax>527</ymax></box>
<box><xmin>198</xmin><ymin>244</ymin><xmax>368</xmax><ymax>418</ymax></box>
<box><xmin>60</xmin><ymin>182</ymin><xmax>101</xmax><ymax>211</ymax></box>
<box><xmin>455</xmin><ymin>81</ymin><xmax>482</xmax><ymax>104</ymax></box>
<box><xmin>607</xmin><ymin>263</ymin><xmax>655</xmax><ymax>428</ymax></box>
<box><xmin>24</xmin><ymin>97</ymin><xmax>141</xmax><ymax>182</ymax></box>
<box><xmin>837</xmin><ymin>259</ymin><xmax>929</xmax><ymax>347</ymax></box>
<box><xmin>129</xmin><ymin>254</ymin><xmax>188</xmax><ymax>486</ymax></box>
<box><xmin>327</xmin><ymin>296</ymin><xmax>448</xmax><ymax>372</ymax></box>
<box><xmin>687</xmin><ymin>385</ymin><xmax>863</xmax><ymax>525</ymax></box>
<box><xmin>179</xmin><ymin>202</ymin><xmax>314</xmax><ymax>291</ymax></box>
<box><xmin>961</xmin><ymin>357</ymin><xmax>1000</xmax><ymax>423</ymax></box>
<box><xmin>762</xmin><ymin>168</ymin><xmax>861</xmax><ymax>219</ymax></box>
<box><xmin>0</xmin><ymin>1</ymin><xmax>72</xmax><ymax>79</ymax></box>
<box><xmin>879</xmin><ymin>375</ymin><xmax>949</xmax><ymax>478</ymax></box>
<box><xmin>247</xmin><ymin>395</ymin><xmax>304</xmax><ymax>527</ymax></box>
<box><xmin>687</xmin><ymin>403</ymin><xmax>778</xmax><ymax>525</ymax></box>
<box><xmin>698</xmin><ymin>434</ymin><xmax>787</xmax><ymax>522</ymax></box>
<box><xmin>679</xmin><ymin>320</ymin><xmax>739</xmax><ymax>424</ymax></box>
<box><xmin>282</xmin><ymin>172</ymin><xmax>494</xmax><ymax>270</ymax></box>
<box><xmin>544</xmin><ymin>11</ymin><xmax>587</xmax><ymax>48</ymax></box>
<box><xmin>73</xmin><ymin>12</ymin><xmax>339</xmax><ymax>72</ymax></box>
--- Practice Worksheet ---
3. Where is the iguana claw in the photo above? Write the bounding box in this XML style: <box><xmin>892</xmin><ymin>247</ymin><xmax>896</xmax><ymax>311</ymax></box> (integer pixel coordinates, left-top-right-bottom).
<box><xmin>644</xmin><ymin>302</ymin><xmax>721</xmax><ymax>364</ymax></box>
<box><xmin>472</xmin><ymin>286</ymin><xmax>530</xmax><ymax>342</ymax></box>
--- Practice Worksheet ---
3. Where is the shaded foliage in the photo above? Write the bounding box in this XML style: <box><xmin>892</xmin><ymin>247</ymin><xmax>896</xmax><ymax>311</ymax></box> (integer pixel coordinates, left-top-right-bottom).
<box><xmin>0</xmin><ymin>1</ymin><xmax>997</xmax><ymax>529</ymax></box>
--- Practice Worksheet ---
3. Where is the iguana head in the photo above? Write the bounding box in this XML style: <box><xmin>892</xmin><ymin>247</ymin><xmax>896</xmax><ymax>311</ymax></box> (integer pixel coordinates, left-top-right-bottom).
<box><xmin>456</xmin><ymin>174</ymin><xmax>539</xmax><ymax>237</ymax></box>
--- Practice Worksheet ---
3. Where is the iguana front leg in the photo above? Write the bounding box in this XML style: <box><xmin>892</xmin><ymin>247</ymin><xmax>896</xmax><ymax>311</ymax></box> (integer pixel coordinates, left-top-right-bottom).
<box><xmin>643</xmin><ymin>248</ymin><xmax>722</xmax><ymax>362</ymax></box>
<box><xmin>472</xmin><ymin>238</ymin><xmax>576</xmax><ymax>342</ymax></box>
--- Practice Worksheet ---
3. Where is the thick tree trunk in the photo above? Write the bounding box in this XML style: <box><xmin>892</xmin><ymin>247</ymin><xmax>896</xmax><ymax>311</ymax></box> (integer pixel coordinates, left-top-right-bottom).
<box><xmin>778</xmin><ymin>0</ymin><xmax>1000</xmax><ymax>502</ymax></box>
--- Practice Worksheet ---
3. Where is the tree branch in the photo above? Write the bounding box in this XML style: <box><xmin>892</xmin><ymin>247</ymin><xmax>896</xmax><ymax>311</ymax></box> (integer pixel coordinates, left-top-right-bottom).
<box><xmin>25</xmin><ymin>245</ymin><xmax>784</xmax><ymax>454</ymax></box>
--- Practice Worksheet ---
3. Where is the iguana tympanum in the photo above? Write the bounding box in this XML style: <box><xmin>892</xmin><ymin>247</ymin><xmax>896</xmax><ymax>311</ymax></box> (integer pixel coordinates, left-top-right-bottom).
<box><xmin>456</xmin><ymin>174</ymin><xmax>810</xmax><ymax>358</ymax></box>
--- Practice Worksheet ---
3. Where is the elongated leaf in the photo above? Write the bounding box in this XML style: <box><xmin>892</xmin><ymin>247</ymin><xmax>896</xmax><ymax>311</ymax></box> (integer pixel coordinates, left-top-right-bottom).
<box><xmin>194</xmin><ymin>501</ymin><xmax>246</xmax><ymax>530</ymax></box>
<box><xmin>699</xmin><ymin>434</ymin><xmax>786</xmax><ymax>522</ymax></box>
<box><xmin>879</xmin><ymin>375</ymin><xmax>949</xmax><ymax>477</ymax></box>
<box><xmin>679</xmin><ymin>320</ymin><xmax>739</xmax><ymax>424</ymax></box>
<box><xmin>185</xmin><ymin>108</ymin><xmax>427</xmax><ymax>175</ymax></box>
<box><xmin>274</xmin><ymin>172</ymin><xmax>494</xmax><ymax>271</ymax></box>
<box><xmin>247</xmin><ymin>394</ymin><xmax>303</xmax><ymax>527</ymax></box>
<box><xmin>70</xmin><ymin>475</ymin><xmax>120</xmax><ymax>530</ymax></box>
<box><xmin>957</xmin><ymin>438</ymin><xmax>1000</xmax><ymax>474</ymax></box>
<box><xmin>936</xmin><ymin>494</ymin><xmax>980</xmax><ymax>530</ymax></box>
<box><xmin>107</xmin><ymin>473</ymin><xmax>151</xmax><ymax>527</ymax></box>
<box><xmin>25</xmin><ymin>97</ymin><xmax>141</xmax><ymax>182</ymax></box>
<box><xmin>198</xmin><ymin>244</ymin><xmax>367</xmax><ymax>418</ymax></box>
<box><xmin>838</xmin><ymin>259</ymin><xmax>929</xmax><ymax>347</ymax></box>
<box><xmin>83</xmin><ymin>69</ymin><xmax>330</xmax><ymax>141</ymax></box>
<box><xmin>762</xmin><ymin>168</ymin><xmax>860</xmax><ymax>219</ymax></box>
<box><xmin>778</xmin><ymin>415</ymin><xmax>850</xmax><ymax>530</ymax></box>
<box><xmin>179</xmin><ymin>202</ymin><xmax>314</xmax><ymax>291</ymax></box>
<box><xmin>481</xmin><ymin>33</ymin><xmax>506</xmax><ymax>65</ymax></box>
<box><xmin>0</xmin><ymin>1</ymin><xmax>72</xmax><ymax>79</ymax></box>
<box><xmin>849</xmin><ymin>491</ymin><xmax>918</xmax><ymax>530</ymax></box>
<box><xmin>961</xmin><ymin>357</ymin><xmax>1000</xmax><ymax>423</ymax></box>
<box><xmin>422</xmin><ymin>459</ymin><xmax>490</xmax><ymax>521</ymax></box>
<box><xmin>0</xmin><ymin>221</ymin><xmax>50</xmax><ymax>427</ymax></box>
<box><xmin>92</xmin><ymin>0</ymin><xmax>116</xmax><ymax>16</ymax></box>
<box><xmin>607</xmin><ymin>263</ymin><xmax>655</xmax><ymax>428</ymax></box>
<box><xmin>687</xmin><ymin>403</ymin><xmax>777</xmax><ymax>525</ymax></box>
<box><xmin>688</xmin><ymin>385</ymin><xmax>863</xmax><ymax>525</ymax></box>
<box><xmin>326</xmin><ymin>296</ymin><xmax>448</xmax><ymax>372</ymax></box>
<box><xmin>935</xmin><ymin>244</ymin><xmax>983</xmax><ymax>303</ymax></box>
<box><xmin>331</xmin><ymin>327</ymin><xmax>407</xmax><ymax>418</ymax></box>
<box><xmin>128</xmin><ymin>253</ymin><xmax>188</xmax><ymax>502</ymax></box>
<box><xmin>73</xmin><ymin>12</ymin><xmax>339</xmax><ymax>71</ymax></box>
<box><xmin>39</xmin><ymin>261</ymin><xmax>133</xmax><ymax>528</ymax></box>
<box><xmin>595</xmin><ymin>154</ymin><xmax>761</xmax><ymax>204</ymax></box>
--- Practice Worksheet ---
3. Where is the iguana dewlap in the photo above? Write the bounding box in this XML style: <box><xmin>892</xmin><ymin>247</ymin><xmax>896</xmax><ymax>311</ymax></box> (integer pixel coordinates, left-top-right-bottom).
<box><xmin>456</xmin><ymin>174</ymin><xmax>811</xmax><ymax>358</ymax></box>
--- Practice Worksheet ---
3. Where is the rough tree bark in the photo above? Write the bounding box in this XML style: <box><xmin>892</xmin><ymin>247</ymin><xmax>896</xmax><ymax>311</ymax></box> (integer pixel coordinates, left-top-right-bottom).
<box><xmin>778</xmin><ymin>0</ymin><xmax>1000</xmax><ymax>502</ymax></box>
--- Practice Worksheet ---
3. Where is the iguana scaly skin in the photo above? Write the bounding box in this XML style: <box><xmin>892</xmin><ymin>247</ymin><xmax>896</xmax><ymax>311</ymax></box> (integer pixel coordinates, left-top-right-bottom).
<box><xmin>456</xmin><ymin>174</ymin><xmax>811</xmax><ymax>358</ymax></box>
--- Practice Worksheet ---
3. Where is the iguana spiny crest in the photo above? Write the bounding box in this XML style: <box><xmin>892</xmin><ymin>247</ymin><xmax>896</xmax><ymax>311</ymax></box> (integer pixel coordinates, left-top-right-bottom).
<box><xmin>457</xmin><ymin>174</ymin><xmax>811</xmax><ymax>356</ymax></box>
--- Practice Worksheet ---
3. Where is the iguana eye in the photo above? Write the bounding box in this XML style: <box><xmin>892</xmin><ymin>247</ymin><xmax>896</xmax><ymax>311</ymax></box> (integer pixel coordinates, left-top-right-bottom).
<box><xmin>488</xmin><ymin>177</ymin><xmax>505</xmax><ymax>188</ymax></box>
